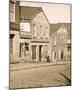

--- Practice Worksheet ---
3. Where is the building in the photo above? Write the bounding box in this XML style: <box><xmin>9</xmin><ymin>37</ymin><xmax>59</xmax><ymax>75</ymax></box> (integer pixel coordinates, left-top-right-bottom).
<box><xmin>10</xmin><ymin>0</ymin><xmax>20</xmax><ymax>63</ymax></box>
<box><xmin>51</xmin><ymin>24</ymin><xmax>71</xmax><ymax>62</ymax></box>
<box><xmin>10</xmin><ymin>0</ymin><xmax>50</xmax><ymax>63</ymax></box>
<box><xmin>10</xmin><ymin>0</ymin><xmax>71</xmax><ymax>64</ymax></box>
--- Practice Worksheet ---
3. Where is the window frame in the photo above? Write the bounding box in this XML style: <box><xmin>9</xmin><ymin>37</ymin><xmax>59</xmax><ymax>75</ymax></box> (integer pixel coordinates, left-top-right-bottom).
<box><xmin>10</xmin><ymin>1</ymin><xmax>15</xmax><ymax>22</ymax></box>
<box><xmin>20</xmin><ymin>22</ymin><xmax>30</xmax><ymax>32</ymax></box>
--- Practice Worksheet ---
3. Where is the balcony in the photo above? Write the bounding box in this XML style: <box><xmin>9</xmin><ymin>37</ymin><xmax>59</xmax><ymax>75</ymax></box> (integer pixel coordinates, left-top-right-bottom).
<box><xmin>20</xmin><ymin>31</ymin><xmax>32</xmax><ymax>39</ymax></box>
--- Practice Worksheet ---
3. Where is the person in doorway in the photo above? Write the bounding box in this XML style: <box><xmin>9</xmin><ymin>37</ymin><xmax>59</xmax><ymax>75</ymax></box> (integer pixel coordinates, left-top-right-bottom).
<box><xmin>47</xmin><ymin>56</ymin><xmax>50</xmax><ymax>62</ymax></box>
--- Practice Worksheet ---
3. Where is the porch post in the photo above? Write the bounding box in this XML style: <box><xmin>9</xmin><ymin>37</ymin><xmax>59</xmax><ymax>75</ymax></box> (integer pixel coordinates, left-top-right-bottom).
<box><xmin>36</xmin><ymin>45</ymin><xmax>39</xmax><ymax>62</ymax></box>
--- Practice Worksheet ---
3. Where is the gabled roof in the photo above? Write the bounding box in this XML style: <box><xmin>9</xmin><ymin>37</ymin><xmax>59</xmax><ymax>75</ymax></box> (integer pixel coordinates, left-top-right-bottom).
<box><xmin>50</xmin><ymin>23</ymin><xmax>71</xmax><ymax>39</ymax></box>
<box><xmin>20</xmin><ymin>6</ymin><xmax>42</xmax><ymax>21</ymax></box>
<box><xmin>19</xmin><ymin>1</ymin><xmax>49</xmax><ymax>23</ymax></box>
<box><xmin>57</xmin><ymin>27</ymin><xmax>68</xmax><ymax>34</ymax></box>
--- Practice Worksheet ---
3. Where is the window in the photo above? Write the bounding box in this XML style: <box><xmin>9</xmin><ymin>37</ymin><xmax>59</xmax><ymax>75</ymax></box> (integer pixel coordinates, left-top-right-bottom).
<box><xmin>33</xmin><ymin>24</ymin><xmax>36</xmax><ymax>37</ymax></box>
<box><xmin>20</xmin><ymin>22</ymin><xmax>23</xmax><ymax>31</ymax></box>
<box><xmin>20</xmin><ymin>22</ymin><xmax>30</xmax><ymax>32</ymax></box>
<box><xmin>59</xmin><ymin>34</ymin><xmax>66</xmax><ymax>44</ymax></box>
<box><xmin>54</xmin><ymin>36</ymin><xmax>56</xmax><ymax>45</ymax></box>
<box><xmin>59</xmin><ymin>34</ymin><xmax>63</xmax><ymax>44</ymax></box>
<box><xmin>10</xmin><ymin>2</ymin><xmax>15</xmax><ymax>22</ymax></box>
<box><xmin>52</xmin><ymin>36</ymin><xmax>56</xmax><ymax>45</ymax></box>
<box><xmin>40</xmin><ymin>26</ymin><xmax>43</xmax><ymax>38</ymax></box>
<box><xmin>46</xmin><ymin>27</ymin><xmax>48</xmax><ymax>39</ymax></box>
<box><xmin>43</xmin><ymin>27</ymin><xmax>45</xmax><ymax>37</ymax></box>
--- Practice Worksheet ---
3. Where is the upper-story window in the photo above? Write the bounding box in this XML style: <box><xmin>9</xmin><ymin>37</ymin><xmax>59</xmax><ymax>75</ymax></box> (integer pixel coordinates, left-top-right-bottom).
<box><xmin>54</xmin><ymin>36</ymin><xmax>56</xmax><ymax>45</ymax></box>
<box><xmin>10</xmin><ymin>1</ymin><xmax>15</xmax><ymax>22</ymax></box>
<box><xmin>46</xmin><ymin>27</ymin><xmax>48</xmax><ymax>39</ymax></box>
<box><xmin>40</xmin><ymin>26</ymin><xmax>43</xmax><ymax>38</ymax></box>
<box><xmin>57</xmin><ymin>27</ymin><xmax>67</xmax><ymax>44</ymax></box>
<box><xmin>43</xmin><ymin>27</ymin><xmax>45</xmax><ymax>37</ymax></box>
<box><xmin>59</xmin><ymin>34</ymin><xmax>67</xmax><ymax>44</ymax></box>
<box><xmin>33</xmin><ymin>24</ymin><xmax>36</xmax><ymax>38</ymax></box>
<box><xmin>20</xmin><ymin>22</ymin><xmax>30</xmax><ymax>32</ymax></box>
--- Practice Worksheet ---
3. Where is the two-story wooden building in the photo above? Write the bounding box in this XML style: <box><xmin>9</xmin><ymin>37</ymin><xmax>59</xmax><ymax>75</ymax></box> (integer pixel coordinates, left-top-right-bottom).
<box><xmin>10</xmin><ymin>0</ymin><xmax>50</xmax><ymax>63</ymax></box>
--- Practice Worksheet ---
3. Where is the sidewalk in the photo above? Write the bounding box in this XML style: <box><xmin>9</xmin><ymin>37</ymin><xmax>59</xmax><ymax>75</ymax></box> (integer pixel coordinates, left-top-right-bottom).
<box><xmin>10</xmin><ymin>61</ymin><xmax>71</xmax><ymax>71</ymax></box>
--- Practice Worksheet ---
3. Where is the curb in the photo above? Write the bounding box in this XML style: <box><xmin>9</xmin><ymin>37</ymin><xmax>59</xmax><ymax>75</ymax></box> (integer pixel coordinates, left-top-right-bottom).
<box><xmin>10</xmin><ymin>62</ymin><xmax>70</xmax><ymax>71</ymax></box>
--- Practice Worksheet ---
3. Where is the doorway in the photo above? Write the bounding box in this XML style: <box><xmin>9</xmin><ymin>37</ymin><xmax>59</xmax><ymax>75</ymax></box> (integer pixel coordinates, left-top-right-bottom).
<box><xmin>39</xmin><ymin>46</ymin><xmax>42</xmax><ymax>62</ymax></box>
<box><xmin>32</xmin><ymin>46</ymin><xmax>36</xmax><ymax>60</ymax></box>
<box><xmin>61</xmin><ymin>50</ymin><xmax>63</xmax><ymax>60</ymax></box>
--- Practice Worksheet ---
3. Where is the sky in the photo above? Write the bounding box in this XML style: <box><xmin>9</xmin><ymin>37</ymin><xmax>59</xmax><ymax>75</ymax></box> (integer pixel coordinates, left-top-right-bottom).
<box><xmin>42</xmin><ymin>4</ymin><xmax>71</xmax><ymax>23</ymax></box>
<box><xmin>20</xmin><ymin>1</ymin><xmax>71</xmax><ymax>23</ymax></box>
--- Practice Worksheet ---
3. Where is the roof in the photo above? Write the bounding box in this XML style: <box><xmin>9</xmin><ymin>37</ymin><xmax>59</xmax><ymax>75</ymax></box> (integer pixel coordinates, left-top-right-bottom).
<box><xmin>20</xmin><ymin>6</ymin><xmax>42</xmax><ymax>21</ymax></box>
<box><xmin>57</xmin><ymin>27</ymin><xmax>68</xmax><ymax>34</ymax></box>
<box><xmin>50</xmin><ymin>23</ymin><xmax>71</xmax><ymax>39</ymax></box>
